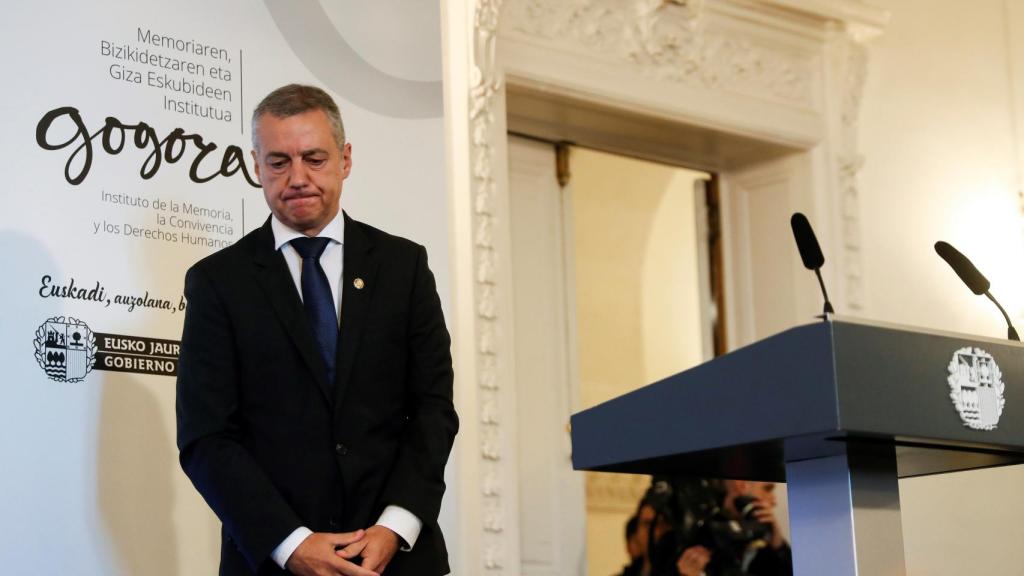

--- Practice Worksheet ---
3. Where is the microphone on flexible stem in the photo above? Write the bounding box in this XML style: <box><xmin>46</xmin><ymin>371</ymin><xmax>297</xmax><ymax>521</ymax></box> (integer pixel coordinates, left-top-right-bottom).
<box><xmin>934</xmin><ymin>241</ymin><xmax>1020</xmax><ymax>341</ymax></box>
<box><xmin>790</xmin><ymin>212</ymin><xmax>835</xmax><ymax>316</ymax></box>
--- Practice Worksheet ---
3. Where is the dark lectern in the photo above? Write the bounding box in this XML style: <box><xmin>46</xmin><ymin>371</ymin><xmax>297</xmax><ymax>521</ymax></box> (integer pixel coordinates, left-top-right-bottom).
<box><xmin>571</xmin><ymin>317</ymin><xmax>1024</xmax><ymax>576</ymax></box>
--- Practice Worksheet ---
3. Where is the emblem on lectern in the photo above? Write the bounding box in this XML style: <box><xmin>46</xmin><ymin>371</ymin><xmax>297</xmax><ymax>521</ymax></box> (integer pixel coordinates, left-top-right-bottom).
<box><xmin>947</xmin><ymin>347</ymin><xmax>1005</xmax><ymax>430</ymax></box>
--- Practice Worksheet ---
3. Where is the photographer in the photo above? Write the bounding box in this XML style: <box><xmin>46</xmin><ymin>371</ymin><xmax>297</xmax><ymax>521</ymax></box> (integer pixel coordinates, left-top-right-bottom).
<box><xmin>618</xmin><ymin>500</ymin><xmax>673</xmax><ymax>576</ymax></box>
<box><xmin>708</xmin><ymin>480</ymin><xmax>791</xmax><ymax>576</ymax></box>
<box><xmin>617</xmin><ymin>513</ymin><xmax>643</xmax><ymax>576</ymax></box>
<box><xmin>639</xmin><ymin>477</ymin><xmax>792</xmax><ymax>576</ymax></box>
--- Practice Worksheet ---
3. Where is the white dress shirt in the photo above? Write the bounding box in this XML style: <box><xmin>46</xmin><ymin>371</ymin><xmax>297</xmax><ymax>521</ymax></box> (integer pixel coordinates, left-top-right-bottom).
<box><xmin>268</xmin><ymin>212</ymin><xmax>423</xmax><ymax>569</ymax></box>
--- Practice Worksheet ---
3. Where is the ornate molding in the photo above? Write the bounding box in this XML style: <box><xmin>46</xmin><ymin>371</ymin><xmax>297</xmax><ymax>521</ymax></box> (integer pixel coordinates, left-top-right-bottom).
<box><xmin>472</xmin><ymin>0</ymin><xmax>507</xmax><ymax>572</ymax></box>
<box><xmin>501</xmin><ymin>0</ymin><xmax>814</xmax><ymax>108</ymax></box>
<box><xmin>840</xmin><ymin>40</ymin><xmax>868</xmax><ymax>129</ymax></box>
<box><xmin>836</xmin><ymin>39</ymin><xmax>869</xmax><ymax>311</ymax></box>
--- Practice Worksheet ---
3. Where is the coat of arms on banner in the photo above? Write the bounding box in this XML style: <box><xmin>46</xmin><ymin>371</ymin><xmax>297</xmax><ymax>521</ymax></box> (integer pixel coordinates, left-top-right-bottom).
<box><xmin>947</xmin><ymin>347</ymin><xmax>1005</xmax><ymax>431</ymax></box>
<box><xmin>33</xmin><ymin>317</ymin><xmax>96</xmax><ymax>382</ymax></box>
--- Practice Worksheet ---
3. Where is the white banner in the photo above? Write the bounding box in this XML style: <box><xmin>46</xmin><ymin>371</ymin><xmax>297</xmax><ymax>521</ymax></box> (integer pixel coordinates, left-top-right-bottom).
<box><xmin>0</xmin><ymin>1</ymin><xmax>449</xmax><ymax>573</ymax></box>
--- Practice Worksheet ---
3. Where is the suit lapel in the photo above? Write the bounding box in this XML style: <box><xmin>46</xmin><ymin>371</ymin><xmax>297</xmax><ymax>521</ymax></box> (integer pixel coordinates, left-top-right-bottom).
<box><xmin>249</xmin><ymin>218</ymin><xmax>334</xmax><ymax>405</ymax></box>
<box><xmin>335</xmin><ymin>213</ymin><xmax>379</xmax><ymax>409</ymax></box>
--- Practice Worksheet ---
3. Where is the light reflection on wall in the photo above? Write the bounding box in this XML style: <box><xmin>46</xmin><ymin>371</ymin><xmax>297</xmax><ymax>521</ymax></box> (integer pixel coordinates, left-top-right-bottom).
<box><xmin>939</xmin><ymin>181</ymin><xmax>1024</xmax><ymax>333</ymax></box>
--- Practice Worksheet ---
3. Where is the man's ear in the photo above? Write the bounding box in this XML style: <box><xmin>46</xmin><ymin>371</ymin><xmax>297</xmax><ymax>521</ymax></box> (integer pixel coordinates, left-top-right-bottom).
<box><xmin>341</xmin><ymin>142</ymin><xmax>353</xmax><ymax>179</ymax></box>
<box><xmin>251</xmin><ymin>149</ymin><xmax>261</xmax><ymax>180</ymax></box>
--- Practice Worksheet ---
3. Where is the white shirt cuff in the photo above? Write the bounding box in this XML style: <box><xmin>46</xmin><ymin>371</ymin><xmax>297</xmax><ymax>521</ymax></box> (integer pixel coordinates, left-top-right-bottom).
<box><xmin>271</xmin><ymin>526</ymin><xmax>313</xmax><ymax>569</ymax></box>
<box><xmin>376</xmin><ymin>505</ymin><xmax>423</xmax><ymax>551</ymax></box>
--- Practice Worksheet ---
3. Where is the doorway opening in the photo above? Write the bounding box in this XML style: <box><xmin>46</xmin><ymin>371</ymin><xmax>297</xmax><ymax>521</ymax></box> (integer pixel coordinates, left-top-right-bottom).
<box><xmin>568</xmin><ymin>145</ymin><xmax>717</xmax><ymax>574</ymax></box>
<box><xmin>507</xmin><ymin>135</ymin><xmax>724</xmax><ymax>575</ymax></box>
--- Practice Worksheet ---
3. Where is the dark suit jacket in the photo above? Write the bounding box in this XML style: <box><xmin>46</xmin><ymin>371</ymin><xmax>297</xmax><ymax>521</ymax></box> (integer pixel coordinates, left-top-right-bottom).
<box><xmin>176</xmin><ymin>213</ymin><xmax>458</xmax><ymax>575</ymax></box>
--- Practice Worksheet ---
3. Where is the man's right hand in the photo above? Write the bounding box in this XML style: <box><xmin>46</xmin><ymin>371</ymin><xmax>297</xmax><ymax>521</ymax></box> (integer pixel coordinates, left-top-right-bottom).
<box><xmin>286</xmin><ymin>531</ymin><xmax>380</xmax><ymax>576</ymax></box>
<box><xmin>748</xmin><ymin>497</ymin><xmax>786</xmax><ymax>550</ymax></box>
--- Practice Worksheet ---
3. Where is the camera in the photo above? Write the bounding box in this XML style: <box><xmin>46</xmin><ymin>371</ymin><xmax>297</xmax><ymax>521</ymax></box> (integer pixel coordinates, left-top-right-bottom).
<box><xmin>642</xmin><ymin>476</ymin><xmax>774</xmax><ymax>576</ymax></box>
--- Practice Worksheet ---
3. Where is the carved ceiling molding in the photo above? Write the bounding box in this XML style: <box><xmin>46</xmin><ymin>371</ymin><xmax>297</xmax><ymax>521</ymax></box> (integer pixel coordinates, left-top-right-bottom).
<box><xmin>472</xmin><ymin>0</ymin><xmax>507</xmax><ymax>573</ymax></box>
<box><xmin>500</xmin><ymin>0</ymin><xmax>814</xmax><ymax>109</ymax></box>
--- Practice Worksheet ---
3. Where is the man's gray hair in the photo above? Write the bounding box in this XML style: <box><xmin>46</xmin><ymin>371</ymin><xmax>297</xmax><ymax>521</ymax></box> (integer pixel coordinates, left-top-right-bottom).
<box><xmin>251</xmin><ymin>84</ymin><xmax>346</xmax><ymax>151</ymax></box>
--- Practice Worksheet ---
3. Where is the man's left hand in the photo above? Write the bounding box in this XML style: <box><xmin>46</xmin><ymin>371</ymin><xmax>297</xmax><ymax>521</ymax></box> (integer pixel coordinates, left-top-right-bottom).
<box><xmin>337</xmin><ymin>525</ymin><xmax>400</xmax><ymax>573</ymax></box>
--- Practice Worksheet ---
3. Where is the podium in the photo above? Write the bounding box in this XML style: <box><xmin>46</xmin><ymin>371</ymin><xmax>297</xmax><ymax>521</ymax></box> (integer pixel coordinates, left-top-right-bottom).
<box><xmin>571</xmin><ymin>317</ymin><xmax>1024</xmax><ymax>575</ymax></box>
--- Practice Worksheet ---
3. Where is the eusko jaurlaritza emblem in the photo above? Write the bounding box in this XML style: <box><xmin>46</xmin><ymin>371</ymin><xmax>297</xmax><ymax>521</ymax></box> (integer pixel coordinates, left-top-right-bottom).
<box><xmin>947</xmin><ymin>346</ymin><xmax>1005</xmax><ymax>431</ymax></box>
<box><xmin>34</xmin><ymin>316</ymin><xmax>97</xmax><ymax>382</ymax></box>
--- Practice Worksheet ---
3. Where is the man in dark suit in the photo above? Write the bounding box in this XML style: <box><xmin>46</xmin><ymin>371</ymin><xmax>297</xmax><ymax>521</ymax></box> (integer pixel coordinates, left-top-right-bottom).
<box><xmin>176</xmin><ymin>84</ymin><xmax>458</xmax><ymax>576</ymax></box>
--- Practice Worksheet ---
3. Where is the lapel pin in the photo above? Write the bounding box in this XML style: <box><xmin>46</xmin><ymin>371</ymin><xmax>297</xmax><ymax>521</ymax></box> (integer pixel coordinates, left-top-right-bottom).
<box><xmin>353</xmin><ymin>278</ymin><xmax>365</xmax><ymax>290</ymax></box>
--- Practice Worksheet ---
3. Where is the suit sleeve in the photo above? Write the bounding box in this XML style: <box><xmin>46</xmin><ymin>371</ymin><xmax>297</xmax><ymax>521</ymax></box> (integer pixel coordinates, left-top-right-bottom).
<box><xmin>379</xmin><ymin>244</ymin><xmax>459</xmax><ymax>524</ymax></box>
<box><xmin>176</xmin><ymin>264</ymin><xmax>304</xmax><ymax>571</ymax></box>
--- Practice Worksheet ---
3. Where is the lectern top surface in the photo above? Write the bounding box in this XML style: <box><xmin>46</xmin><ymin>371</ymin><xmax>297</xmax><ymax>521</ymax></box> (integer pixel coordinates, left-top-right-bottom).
<box><xmin>570</xmin><ymin>319</ymin><xmax>1024</xmax><ymax>480</ymax></box>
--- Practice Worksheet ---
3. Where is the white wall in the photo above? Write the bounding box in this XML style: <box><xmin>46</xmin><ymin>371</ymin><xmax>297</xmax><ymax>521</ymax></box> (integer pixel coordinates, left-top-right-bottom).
<box><xmin>0</xmin><ymin>2</ymin><xmax>448</xmax><ymax>574</ymax></box>
<box><xmin>860</xmin><ymin>0</ymin><xmax>1024</xmax><ymax>335</ymax></box>
<box><xmin>858</xmin><ymin>0</ymin><xmax>1024</xmax><ymax>573</ymax></box>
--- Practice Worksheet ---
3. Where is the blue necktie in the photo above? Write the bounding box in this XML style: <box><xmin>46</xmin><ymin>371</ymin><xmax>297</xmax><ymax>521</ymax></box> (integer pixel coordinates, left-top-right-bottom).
<box><xmin>290</xmin><ymin>237</ymin><xmax>338</xmax><ymax>384</ymax></box>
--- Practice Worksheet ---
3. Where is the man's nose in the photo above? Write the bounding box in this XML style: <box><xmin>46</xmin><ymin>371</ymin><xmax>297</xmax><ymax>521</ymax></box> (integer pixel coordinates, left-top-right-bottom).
<box><xmin>287</xmin><ymin>161</ymin><xmax>309</xmax><ymax>187</ymax></box>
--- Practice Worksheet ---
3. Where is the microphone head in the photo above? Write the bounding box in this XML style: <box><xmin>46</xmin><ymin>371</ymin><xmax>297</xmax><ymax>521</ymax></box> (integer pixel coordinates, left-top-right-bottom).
<box><xmin>934</xmin><ymin>241</ymin><xmax>990</xmax><ymax>295</ymax></box>
<box><xmin>790</xmin><ymin>212</ymin><xmax>825</xmax><ymax>270</ymax></box>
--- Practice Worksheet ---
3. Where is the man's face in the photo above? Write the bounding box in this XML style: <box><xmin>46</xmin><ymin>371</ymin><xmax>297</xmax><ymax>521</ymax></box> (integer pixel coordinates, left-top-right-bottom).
<box><xmin>725</xmin><ymin>480</ymin><xmax>778</xmax><ymax>515</ymax></box>
<box><xmin>252</xmin><ymin>109</ymin><xmax>351</xmax><ymax>235</ymax></box>
<box><xmin>743</xmin><ymin>481</ymin><xmax>777</xmax><ymax>508</ymax></box>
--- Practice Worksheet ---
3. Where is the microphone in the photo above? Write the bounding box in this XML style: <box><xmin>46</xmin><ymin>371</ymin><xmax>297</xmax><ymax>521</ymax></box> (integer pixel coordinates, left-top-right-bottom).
<box><xmin>934</xmin><ymin>241</ymin><xmax>1020</xmax><ymax>341</ymax></box>
<box><xmin>790</xmin><ymin>212</ymin><xmax>834</xmax><ymax>315</ymax></box>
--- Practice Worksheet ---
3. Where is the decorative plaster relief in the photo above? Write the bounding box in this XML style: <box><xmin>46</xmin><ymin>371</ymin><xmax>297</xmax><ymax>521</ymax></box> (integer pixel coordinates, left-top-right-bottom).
<box><xmin>501</xmin><ymin>0</ymin><xmax>813</xmax><ymax>108</ymax></box>
<box><xmin>836</xmin><ymin>41</ymin><xmax>869</xmax><ymax>310</ymax></box>
<box><xmin>483</xmin><ymin>543</ymin><xmax>504</xmax><ymax>569</ymax></box>
<box><xmin>473</xmin><ymin>0</ymin><xmax>508</xmax><ymax>572</ymax></box>
<box><xmin>483</xmin><ymin>470</ymin><xmax>502</xmax><ymax>496</ymax></box>
<box><xmin>841</xmin><ymin>41</ymin><xmax>868</xmax><ymax>128</ymax></box>
<box><xmin>480</xmin><ymin>355</ymin><xmax>499</xmax><ymax>389</ymax></box>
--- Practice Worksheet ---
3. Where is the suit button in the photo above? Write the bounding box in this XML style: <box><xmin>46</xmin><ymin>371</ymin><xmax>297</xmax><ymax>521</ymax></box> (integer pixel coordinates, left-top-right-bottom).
<box><xmin>335</xmin><ymin>443</ymin><xmax>348</xmax><ymax>455</ymax></box>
